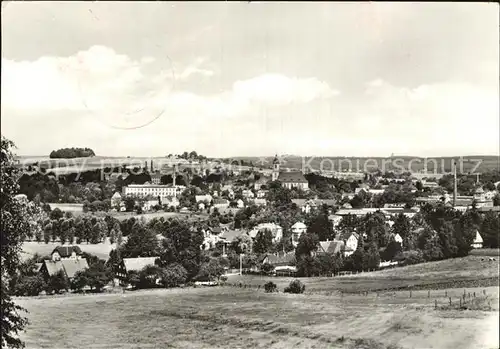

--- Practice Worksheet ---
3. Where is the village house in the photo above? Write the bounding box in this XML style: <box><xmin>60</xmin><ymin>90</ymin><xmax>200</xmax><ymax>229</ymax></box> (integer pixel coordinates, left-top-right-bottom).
<box><xmin>39</xmin><ymin>246</ymin><xmax>89</xmax><ymax>282</ymax></box>
<box><xmin>212</xmin><ymin>198</ymin><xmax>230</xmax><ymax>211</ymax></box>
<box><xmin>315</xmin><ymin>240</ymin><xmax>345</xmax><ymax>256</ymax></box>
<box><xmin>195</xmin><ymin>194</ymin><xmax>213</xmax><ymax>203</ymax></box>
<box><xmin>292</xmin><ymin>199</ymin><xmax>314</xmax><ymax>214</ymax></box>
<box><xmin>260</xmin><ymin>252</ymin><xmax>296</xmax><ymax>274</ymax></box>
<box><xmin>163</xmin><ymin>196</ymin><xmax>180</xmax><ymax>208</ymax></box>
<box><xmin>393</xmin><ymin>233</ymin><xmax>403</xmax><ymax>246</ymax></box>
<box><xmin>256</xmin><ymin>189</ymin><xmax>268</xmax><ymax>198</ymax></box>
<box><xmin>116</xmin><ymin>257</ymin><xmax>160</xmax><ymax>282</ymax></box>
<box><xmin>111</xmin><ymin>192</ymin><xmax>122</xmax><ymax>209</ymax></box>
<box><xmin>338</xmin><ymin>232</ymin><xmax>359</xmax><ymax>257</ymax></box>
<box><xmin>291</xmin><ymin>221</ymin><xmax>307</xmax><ymax>247</ymax></box>
<box><xmin>252</xmin><ymin>198</ymin><xmax>267</xmax><ymax>206</ymax></box>
<box><xmin>51</xmin><ymin>246</ymin><xmax>83</xmax><ymax>261</ymax></box>
<box><xmin>242</xmin><ymin>189</ymin><xmax>255</xmax><ymax>199</ymax></box>
<box><xmin>201</xmin><ymin>226</ymin><xmax>229</xmax><ymax>250</ymax></box>
<box><xmin>249</xmin><ymin>223</ymin><xmax>283</xmax><ymax>243</ymax></box>
<box><xmin>473</xmin><ymin>187</ymin><xmax>494</xmax><ymax>208</ymax></box>
<box><xmin>471</xmin><ymin>230</ymin><xmax>483</xmax><ymax>249</ymax></box>
<box><xmin>253</xmin><ymin>176</ymin><xmax>268</xmax><ymax>191</ymax></box>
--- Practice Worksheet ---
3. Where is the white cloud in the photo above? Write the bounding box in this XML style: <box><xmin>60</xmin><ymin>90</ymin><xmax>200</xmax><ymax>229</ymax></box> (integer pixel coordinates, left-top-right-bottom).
<box><xmin>233</xmin><ymin>74</ymin><xmax>339</xmax><ymax>106</ymax></box>
<box><xmin>1</xmin><ymin>47</ymin><xmax>339</xmax><ymax>125</ymax></box>
<box><xmin>2</xmin><ymin>45</ymin><xmax>496</xmax><ymax>157</ymax></box>
<box><xmin>177</xmin><ymin>57</ymin><xmax>214</xmax><ymax>80</ymax></box>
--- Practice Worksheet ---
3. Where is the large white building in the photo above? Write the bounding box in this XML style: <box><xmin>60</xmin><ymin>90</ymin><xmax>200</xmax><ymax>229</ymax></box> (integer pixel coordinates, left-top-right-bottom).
<box><xmin>122</xmin><ymin>184</ymin><xmax>185</xmax><ymax>201</ymax></box>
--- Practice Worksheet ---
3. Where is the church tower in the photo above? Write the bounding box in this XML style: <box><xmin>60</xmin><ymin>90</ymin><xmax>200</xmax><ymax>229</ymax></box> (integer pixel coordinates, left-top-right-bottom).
<box><xmin>272</xmin><ymin>154</ymin><xmax>280</xmax><ymax>181</ymax></box>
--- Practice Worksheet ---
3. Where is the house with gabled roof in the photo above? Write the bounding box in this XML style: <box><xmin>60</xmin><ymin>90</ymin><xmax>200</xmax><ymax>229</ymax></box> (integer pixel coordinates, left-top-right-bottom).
<box><xmin>116</xmin><ymin>257</ymin><xmax>160</xmax><ymax>281</ymax></box>
<box><xmin>51</xmin><ymin>246</ymin><xmax>83</xmax><ymax>261</ymax></box>
<box><xmin>337</xmin><ymin>232</ymin><xmax>359</xmax><ymax>257</ymax></box>
<box><xmin>260</xmin><ymin>252</ymin><xmax>296</xmax><ymax>273</ymax></box>
<box><xmin>40</xmin><ymin>258</ymin><xmax>89</xmax><ymax>281</ymax></box>
<box><xmin>278</xmin><ymin>171</ymin><xmax>309</xmax><ymax>191</ymax></box>
<box><xmin>471</xmin><ymin>230</ymin><xmax>483</xmax><ymax>249</ymax></box>
<box><xmin>315</xmin><ymin>240</ymin><xmax>345</xmax><ymax>256</ymax></box>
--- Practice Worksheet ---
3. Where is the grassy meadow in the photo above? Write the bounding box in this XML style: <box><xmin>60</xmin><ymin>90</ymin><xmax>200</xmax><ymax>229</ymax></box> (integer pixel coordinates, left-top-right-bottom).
<box><xmin>16</xmin><ymin>285</ymin><xmax>499</xmax><ymax>349</ymax></box>
<box><xmin>15</xmin><ymin>255</ymin><xmax>500</xmax><ymax>349</ymax></box>
<box><xmin>227</xmin><ymin>255</ymin><xmax>499</xmax><ymax>294</ymax></box>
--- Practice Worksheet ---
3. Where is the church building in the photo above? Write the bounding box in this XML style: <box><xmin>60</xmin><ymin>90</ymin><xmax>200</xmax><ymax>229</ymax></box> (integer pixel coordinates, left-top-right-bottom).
<box><xmin>271</xmin><ymin>155</ymin><xmax>309</xmax><ymax>191</ymax></box>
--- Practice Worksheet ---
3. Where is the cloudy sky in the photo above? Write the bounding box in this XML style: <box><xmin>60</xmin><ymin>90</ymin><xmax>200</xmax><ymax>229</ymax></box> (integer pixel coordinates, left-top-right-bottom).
<box><xmin>1</xmin><ymin>2</ymin><xmax>499</xmax><ymax>158</ymax></box>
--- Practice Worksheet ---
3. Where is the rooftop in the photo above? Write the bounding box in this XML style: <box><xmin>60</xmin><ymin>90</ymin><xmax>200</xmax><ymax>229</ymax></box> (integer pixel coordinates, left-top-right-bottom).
<box><xmin>277</xmin><ymin>171</ymin><xmax>308</xmax><ymax>183</ymax></box>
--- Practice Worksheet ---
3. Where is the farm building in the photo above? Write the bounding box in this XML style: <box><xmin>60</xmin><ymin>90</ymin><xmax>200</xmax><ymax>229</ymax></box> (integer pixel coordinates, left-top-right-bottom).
<box><xmin>260</xmin><ymin>252</ymin><xmax>296</xmax><ymax>270</ymax></box>
<box><xmin>39</xmin><ymin>258</ymin><xmax>89</xmax><ymax>281</ymax></box>
<box><xmin>116</xmin><ymin>257</ymin><xmax>160</xmax><ymax>281</ymax></box>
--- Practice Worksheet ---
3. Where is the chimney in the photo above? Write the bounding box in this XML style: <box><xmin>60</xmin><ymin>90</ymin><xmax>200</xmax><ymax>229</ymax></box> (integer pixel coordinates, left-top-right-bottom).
<box><xmin>453</xmin><ymin>160</ymin><xmax>457</xmax><ymax>207</ymax></box>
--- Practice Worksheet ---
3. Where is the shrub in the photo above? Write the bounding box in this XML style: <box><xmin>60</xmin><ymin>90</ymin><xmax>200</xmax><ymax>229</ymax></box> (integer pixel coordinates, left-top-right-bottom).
<box><xmin>45</xmin><ymin>270</ymin><xmax>69</xmax><ymax>294</ymax></box>
<box><xmin>284</xmin><ymin>279</ymin><xmax>305</xmax><ymax>294</ymax></box>
<box><xmin>264</xmin><ymin>281</ymin><xmax>277</xmax><ymax>293</ymax></box>
<box><xmin>14</xmin><ymin>276</ymin><xmax>46</xmax><ymax>296</ymax></box>
<box><xmin>160</xmin><ymin>263</ymin><xmax>188</xmax><ymax>288</ymax></box>
<box><xmin>396</xmin><ymin>250</ymin><xmax>425</xmax><ymax>266</ymax></box>
<box><xmin>219</xmin><ymin>275</ymin><xmax>228</xmax><ymax>283</ymax></box>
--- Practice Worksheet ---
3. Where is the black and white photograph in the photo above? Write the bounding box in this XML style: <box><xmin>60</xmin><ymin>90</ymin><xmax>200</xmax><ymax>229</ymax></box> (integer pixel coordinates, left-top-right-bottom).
<box><xmin>1</xmin><ymin>2</ymin><xmax>499</xmax><ymax>349</ymax></box>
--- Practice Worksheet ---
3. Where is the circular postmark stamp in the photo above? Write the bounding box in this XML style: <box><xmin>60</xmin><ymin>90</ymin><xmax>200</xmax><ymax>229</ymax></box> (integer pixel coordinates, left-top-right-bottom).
<box><xmin>69</xmin><ymin>9</ymin><xmax>178</xmax><ymax>130</ymax></box>
<box><xmin>75</xmin><ymin>52</ymin><xmax>177</xmax><ymax>131</ymax></box>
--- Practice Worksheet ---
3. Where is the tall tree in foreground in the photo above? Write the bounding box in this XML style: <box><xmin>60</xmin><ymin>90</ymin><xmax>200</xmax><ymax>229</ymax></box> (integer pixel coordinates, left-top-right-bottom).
<box><xmin>1</xmin><ymin>137</ymin><xmax>29</xmax><ymax>348</ymax></box>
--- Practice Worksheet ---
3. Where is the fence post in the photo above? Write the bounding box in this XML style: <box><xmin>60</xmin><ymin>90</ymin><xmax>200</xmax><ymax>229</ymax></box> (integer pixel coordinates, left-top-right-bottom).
<box><xmin>459</xmin><ymin>298</ymin><xmax>462</xmax><ymax>308</ymax></box>
<box><xmin>449</xmin><ymin>297</ymin><xmax>452</xmax><ymax>306</ymax></box>
<box><xmin>435</xmin><ymin>299</ymin><xmax>437</xmax><ymax>310</ymax></box>
<box><xmin>473</xmin><ymin>292</ymin><xmax>476</xmax><ymax>298</ymax></box>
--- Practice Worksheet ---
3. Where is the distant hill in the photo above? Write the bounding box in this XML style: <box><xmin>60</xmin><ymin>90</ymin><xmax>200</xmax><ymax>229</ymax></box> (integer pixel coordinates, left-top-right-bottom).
<box><xmin>222</xmin><ymin>155</ymin><xmax>500</xmax><ymax>174</ymax></box>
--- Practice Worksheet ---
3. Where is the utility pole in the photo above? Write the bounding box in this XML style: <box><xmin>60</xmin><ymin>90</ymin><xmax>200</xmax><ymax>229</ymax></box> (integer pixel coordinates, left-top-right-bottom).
<box><xmin>239</xmin><ymin>254</ymin><xmax>244</xmax><ymax>275</ymax></box>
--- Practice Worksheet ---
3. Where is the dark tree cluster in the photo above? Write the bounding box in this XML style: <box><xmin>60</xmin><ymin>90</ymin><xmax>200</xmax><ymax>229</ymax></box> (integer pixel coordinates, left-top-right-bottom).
<box><xmin>49</xmin><ymin>147</ymin><xmax>95</xmax><ymax>159</ymax></box>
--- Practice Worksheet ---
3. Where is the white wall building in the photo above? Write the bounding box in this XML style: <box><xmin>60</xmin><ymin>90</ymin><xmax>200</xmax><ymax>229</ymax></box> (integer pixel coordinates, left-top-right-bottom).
<box><xmin>122</xmin><ymin>184</ymin><xmax>185</xmax><ymax>201</ymax></box>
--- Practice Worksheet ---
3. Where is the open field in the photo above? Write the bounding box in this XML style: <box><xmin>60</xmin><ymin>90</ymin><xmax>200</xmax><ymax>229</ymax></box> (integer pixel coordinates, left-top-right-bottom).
<box><xmin>16</xmin><ymin>284</ymin><xmax>499</xmax><ymax>349</ymax></box>
<box><xmin>21</xmin><ymin>241</ymin><xmax>117</xmax><ymax>261</ymax></box>
<box><xmin>470</xmin><ymin>248</ymin><xmax>500</xmax><ymax>257</ymax></box>
<box><xmin>228</xmin><ymin>255</ymin><xmax>499</xmax><ymax>294</ymax></box>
